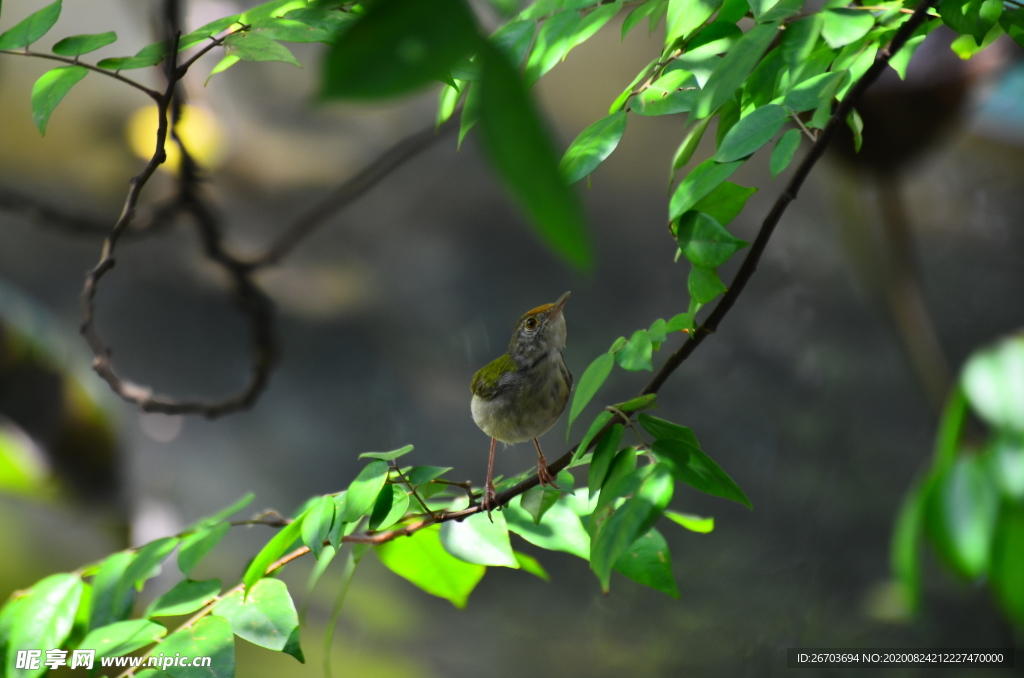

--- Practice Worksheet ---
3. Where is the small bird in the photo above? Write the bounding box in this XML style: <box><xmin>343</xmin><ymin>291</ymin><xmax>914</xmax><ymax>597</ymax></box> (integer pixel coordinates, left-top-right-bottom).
<box><xmin>471</xmin><ymin>292</ymin><xmax>573</xmax><ymax>510</ymax></box>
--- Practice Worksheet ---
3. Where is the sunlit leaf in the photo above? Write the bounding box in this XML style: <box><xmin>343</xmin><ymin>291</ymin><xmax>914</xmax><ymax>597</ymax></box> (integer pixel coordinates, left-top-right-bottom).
<box><xmin>158</xmin><ymin>616</ymin><xmax>235</xmax><ymax>678</ymax></box>
<box><xmin>78</xmin><ymin>620</ymin><xmax>166</xmax><ymax>659</ymax></box>
<box><xmin>693</xmin><ymin>21</ymin><xmax>778</xmax><ymax>118</ymax></box>
<box><xmin>559</xmin><ymin>111</ymin><xmax>627</xmax><ymax>184</ymax></box>
<box><xmin>715</xmin><ymin>103</ymin><xmax>787</xmax><ymax>162</ymax></box>
<box><xmin>145</xmin><ymin>579</ymin><xmax>222</xmax><ymax>618</ymax></box>
<box><xmin>925</xmin><ymin>455</ymin><xmax>998</xmax><ymax>579</ymax></box>
<box><xmin>666</xmin><ymin>0</ymin><xmax>723</xmax><ymax>44</ymax></box>
<box><xmin>665</xmin><ymin>510</ymin><xmax>714</xmax><ymax>533</ymax></box>
<box><xmin>342</xmin><ymin>460</ymin><xmax>390</xmax><ymax>522</ymax></box>
<box><xmin>821</xmin><ymin>8</ymin><xmax>875</xmax><ymax>48</ymax></box>
<box><xmin>588</xmin><ymin>424</ymin><xmax>625</xmax><ymax>498</ymax></box>
<box><xmin>301</xmin><ymin>496</ymin><xmax>335</xmax><ymax>558</ymax></box>
<box><xmin>505</xmin><ymin>500</ymin><xmax>590</xmax><ymax>558</ymax></box>
<box><xmin>213</xmin><ymin>578</ymin><xmax>303</xmax><ymax>662</ymax></box>
<box><xmin>2</xmin><ymin>573</ymin><xmax>82</xmax><ymax>678</ymax></box>
<box><xmin>52</xmin><ymin>31</ymin><xmax>117</xmax><ymax>56</ymax></box>
<box><xmin>0</xmin><ymin>0</ymin><xmax>62</xmax><ymax>50</ymax></box>
<box><xmin>567</xmin><ymin>352</ymin><xmax>614</xmax><ymax>439</ymax></box>
<box><xmin>376</xmin><ymin>524</ymin><xmax>486</xmax><ymax>608</ymax></box>
<box><xmin>178</xmin><ymin>522</ymin><xmax>230</xmax><ymax>578</ymax></box>
<box><xmin>360</xmin><ymin>445</ymin><xmax>415</xmax><ymax>461</ymax></box>
<box><xmin>31</xmin><ymin>66</ymin><xmax>87</xmax><ymax>136</ymax></box>
<box><xmin>441</xmin><ymin>509</ymin><xmax>518</xmax><ymax>566</ymax></box>
<box><xmin>243</xmin><ymin>517</ymin><xmax>304</xmax><ymax>592</ymax></box>
<box><xmin>962</xmin><ymin>334</ymin><xmax>1024</xmax><ymax>435</ymax></box>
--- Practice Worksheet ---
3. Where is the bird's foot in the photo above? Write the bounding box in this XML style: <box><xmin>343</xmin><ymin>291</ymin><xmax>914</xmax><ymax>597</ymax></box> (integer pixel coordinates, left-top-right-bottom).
<box><xmin>480</xmin><ymin>482</ymin><xmax>499</xmax><ymax>516</ymax></box>
<box><xmin>537</xmin><ymin>460</ymin><xmax>559</xmax><ymax>489</ymax></box>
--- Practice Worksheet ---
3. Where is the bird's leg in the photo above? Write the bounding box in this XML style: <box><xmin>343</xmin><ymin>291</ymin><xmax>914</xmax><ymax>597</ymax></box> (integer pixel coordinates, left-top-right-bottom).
<box><xmin>481</xmin><ymin>437</ymin><xmax>499</xmax><ymax>513</ymax></box>
<box><xmin>533</xmin><ymin>438</ymin><xmax>559</xmax><ymax>488</ymax></box>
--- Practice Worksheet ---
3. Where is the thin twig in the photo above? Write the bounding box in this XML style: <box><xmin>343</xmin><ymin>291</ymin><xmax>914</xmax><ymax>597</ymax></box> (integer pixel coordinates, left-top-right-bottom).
<box><xmin>0</xmin><ymin>49</ymin><xmax>162</xmax><ymax>99</ymax></box>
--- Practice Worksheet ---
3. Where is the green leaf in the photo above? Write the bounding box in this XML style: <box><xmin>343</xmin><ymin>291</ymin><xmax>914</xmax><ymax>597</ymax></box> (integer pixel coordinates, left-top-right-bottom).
<box><xmin>780</xmin><ymin>15</ymin><xmax>823</xmax><ymax>67</ymax></box>
<box><xmin>213</xmin><ymin>578</ymin><xmax>303</xmax><ymax>662</ymax></box>
<box><xmin>567</xmin><ymin>3</ymin><xmax>621</xmax><ymax>51</ymax></box>
<box><xmin>30</xmin><ymin>66</ymin><xmax>87</xmax><ymax>136</ymax></box>
<box><xmin>665</xmin><ymin>510</ymin><xmax>714</xmax><ymax>533</ymax></box>
<box><xmin>145</xmin><ymin>579</ymin><xmax>221</xmax><ymax>618</ymax></box>
<box><xmin>742</xmin><ymin>46</ymin><xmax>784</xmax><ymax>110</ymax></box>
<box><xmin>440</xmin><ymin>509</ymin><xmax>518</xmax><ymax>566</ymax></box>
<box><xmin>687</xmin><ymin>21</ymin><xmax>743</xmax><ymax>57</ymax></box>
<box><xmin>638</xmin><ymin>413</ymin><xmax>700</xmax><ymax>446</ymax></box>
<box><xmin>613</xmin><ymin>527</ymin><xmax>680</xmax><ymax>597</ymax></box>
<box><xmin>89</xmin><ymin>551</ymin><xmax>134</xmax><ymax>630</ymax></box>
<box><xmin>622</xmin><ymin>0</ymin><xmax>665</xmax><ymax>40</ymax></box>
<box><xmin>690</xmin><ymin>181</ymin><xmax>757</xmax><ymax>226</ymax></box>
<box><xmin>671</xmin><ymin>116</ymin><xmax>712</xmax><ymax>171</ymax></box>
<box><xmin>491</xmin><ymin>19</ymin><xmax>535</xmax><ymax>66</ymax></box>
<box><xmin>252</xmin><ymin>16</ymin><xmax>330</xmax><ymax>43</ymax></box>
<box><xmin>1002</xmin><ymin>8</ymin><xmax>1024</xmax><ymax>49</ymax></box>
<box><xmin>121</xmin><ymin>537</ymin><xmax>179</xmax><ymax>594</ymax></box>
<box><xmin>846</xmin><ymin>108</ymin><xmax>864</xmax><ymax>152</ymax></box>
<box><xmin>342</xmin><ymin>459</ymin><xmax>390</xmax><ymax>522</ymax></box>
<box><xmin>180</xmin><ymin>15</ymin><xmax>242</xmax><ymax>50</ymax></box>
<box><xmin>51</xmin><ymin>31</ymin><xmax>117</xmax><ymax>56</ymax></box>
<box><xmin>520</xmin><ymin>484</ymin><xmax>561</xmax><ymax>524</ymax></box>
<box><xmin>185</xmin><ymin>492</ymin><xmax>255</xmax><ymax>531</ymax></box>
<box><xmin>653</xmin><ymin>438</ymin><xmax>752</xmax><ymax>508</ymax></box>
<box><xmin>513</xmin><ymin>551</ymin><xmax>550</xmax><ymax>580</ymax></box>
<box><xmin>770</xmin><ymin>127</ymin><xmax>801</xmax><ymax>177</ymax></box>
<box><xmin>3</xmin><ymin>573</ymin><xmax>82</xmax><ymax>677</ymax></box>
<box><xmin>714</xmin><ymin>103</ymin><xmax>787</xmax><ymax>162</ymax></box>
<box><xmin>991</xmin><ymin>500</ymin><xmax>1024</xmax><ymax>625</ymax></box>
<box><xmin>376</xmin><ymin>524</ymin><xmax>486</xmax><ymax>608</ymax></box>
<box><xmin>615</xmin><ymin>330</ymin><xmax>654</xmax><ymax>371</ymax></box>
<box><xmin>669</xmin><ymin>158</ymin><xmax>743</xmax><ymax>220</ymax></box>
<box><xmin>0</xmin><ymin>0</ymin><xmax>61</xmax><ymax>50</ymax></box>
<box><xmin>283</xmin><ymin>7</ymin><xmax>355</xmax><ymax>36</ymax></box>
<box><xmin>821</xmin><ymin>8</ymin><xmax>875</xmax><ymax>48</ymax></box>
<box><xmin>437</xmin><ymin>81</ymin><xmax>464</xmax><ymax>126</ymax></box>
<box><xmin>572</xmin><ymin>410</ymin><xmax>615</xmax><ymax>462</ymax></box>
<box><xmin>78</xmin><ymin>619</ymin><xmax>166</xmax><ymax>658</ymax></box>
<box><xmin>97</xmin><ymin>42</ymin><xmax>170</xmax><ymax>70</ymax></box>
<box><xmin>693</xmin><ymin>21</ymin><xmax>778</xmax><ymax>119</ymax></box>
<box><xmin>630</xmin><ymin>71</ymin><xmax>700</xmax><ymax>116</ymax></box>
<box><xmin>991</xmin><ymin>436</ymin><xmax>1024</xmax><ymax>501</ymax></box>
<box><xmin>157</xmin><ymin>615</ymin><xmax>235</xmax><ymax>678</ymax></box>
<box><xmin>178</xmin><ymin>522</ymin><xmax>230</xmax><ymax>578</ymax></box>
<box><xmin>925</xmin><ymin>454</ymin><xmax>999</xmax><ymax>579</ymax></box>
<box><xmin>478</xmin><ymin>43</ymin><xmax>592</xmax><ymax>271</ymax></box>
<box><xmin>559</xmin><ymin>111</ymin><xmax>627</xmax><ymax>184</ymax></box>
<box><xmin>616</xmin><ymin>393</ymin><xmax>658</xmax><ymax>413</ymax></box>
<box><xmin>782</xmin><ymin>71</ymin><xmax>845</xmax><ymax>112</ymax></box>
<box><xmin>666</xmin><ymin>0</ymin><xmax>723</xmax><ymax>45</ymax></box>
<box><xmin>676</xmin><ymin>211</ymin><xmax>748</xmax><ymax>268</ymax></box>
<box><xmin>757</xmin><ymin>0</ymin><xmax>803</xmax><ymax>23</ymax></box>
<box><xmin>666</xmin><ymin>313</ymin><xmax>694</xmax><ymax>333</ymax></box>
<box><xmin>320</xmin><ymin>0</ymin><xmax>480</xmax><ymax>100</ymax></box>
<box><xmin>360</xmin><ymin>445</ymin><xmax>415</xmax><ymax>461</ymax></box>
<box><xmin>301</xmin><ymin>496</ymin><xmax>335</xmax><ymax>558</ymax></box>
<box><xmin>891</xmin><ymin>477</ymin><xmax>928</xmax><ymax>613</ymax></box>
<box><xmin>591</xmin><ymin>464</ymin><xmax>674</xmax><ymax>591</ymax></box>
<box><xmin>567</xmin><ymin>352</ymin><xmax>615</xmax><ymax>438</ymax></box>
<box><xmin>406</xmin><ymin>465</ymin><xmax>452</xmax><ymax>485</ymax></box>
<box><xmin>505</xmin><ymin>500</ymin><xmax>590</xmax><ymax>558</ymax></box>
<box><xmin>243</xmin><ymin>516</ymin><xmax>304</xmax><ymax>592</ymax></box>
<box><xmin>688</xmin><ymin>265</ymin><xmax>727</xmax><ymax>304</ymax></box>
<box><xmin>588</xmin><ymin>424</ymin><xmax>625</xmax><ymax>498</ymax></box>
<box><xmin>224</xmin><ymin>32</ymin><xmax>300</xmax><ymax>66</ymax></box>
<box><xmin>368</xmin><ymin>483</ymin><xmax>410</xmax><ymax>531</ymax></box>
<box><xmin>524</xmin><ymin>10</ymin><xmax>582</xmax><ymax>84</ymax></box>
<box><xmin>962</xmin><ymin>335</ymin><xmax>1024</xmax><ymax>435</ymax></box>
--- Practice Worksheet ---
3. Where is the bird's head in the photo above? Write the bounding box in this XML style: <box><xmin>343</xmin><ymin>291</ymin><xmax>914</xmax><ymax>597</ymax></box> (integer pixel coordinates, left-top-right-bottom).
<box><xmin>508</xmin><ymin>291</ymin><xmax>570</xmax><ymax>368</ymax></box>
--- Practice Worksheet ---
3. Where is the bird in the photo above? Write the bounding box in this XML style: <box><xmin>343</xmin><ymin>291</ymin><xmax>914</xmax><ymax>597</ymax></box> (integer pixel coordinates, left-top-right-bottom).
<box><xmin>471</xmin><ymin>291</ymin><xmax>573</xmax><ymax>511</ymax></box>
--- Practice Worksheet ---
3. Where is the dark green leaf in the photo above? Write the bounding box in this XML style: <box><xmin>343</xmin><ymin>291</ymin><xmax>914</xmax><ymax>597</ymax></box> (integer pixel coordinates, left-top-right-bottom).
<box><xmin>925</xmin><ymin>455</ymin><xmax>998</xmax><ymax>579</ymax></box>
<box><xmin>224</xmin><ymin>32</ymin><xmax>300</xmax><ymax>65</ymax></box>
<box><xmin>30</xmin><ymin>65</ymin><xmax>87</xmax><ymax>136</ymax></box>
<box><xmin>283</xmin><ymin>7</ymin><xmax>355</xmax><ymax>36</ymax></box>
<box><xmin>572</xmin><ymin>410</ymin><xmax>615</xmax><ymax>462</ymax></box>
<box><xmin>671</xmin><ymin>116</ymin><xmax>712</xmax><ymax>171</ymax></box>
<box><xmin>158</xmin><ymin>615</ymin><xmax>235</xmax><ymax>678</ymax></box>
<box><xmin>591</xmin><ymin>464</ymin><xmax>674</xmax><ymax>591</ymax></box>
<box><xmin>321</xmin><ymin>0</ymin><xmax>480</xmax><ymax>100</ymax></box>
<box><xmin>717</xmin><ymin>0</ymin><xmax>749</xmax><ymax>23</ymax></box>
<box><xmin>687</xmin><ymin>21</ymin><xmax>743</xmax><ymax>56</ymax></box>
<box><xmin>478</xmin><ymin>42</ymin><xmax>592</xmax><ymax>270</ymax></box>
<box><xmin>441</xmin><ymin>509</ymin><xmax>518</xmax><ymax>566</ymax></box>
<box><xmin>0</xmin><ymin>0</ymin><xmax>62</xmax><ymax>50</ymax></box>
<box><xmin>520</xmin><ymin>484</ymin><xmax>561</xmax><ymax>524</ymax></box>
<box><xmin>491</xmin><ymin>19</ymin><xmax>535</xmax><ymax>66</ymax></box>
<box><xmin>821</xmin><ymin>8</ymin><xmax>875</xmax><ymax>48</ymax></box>
<box><xmin>770</xmin><ymin>127</ymin><xmax>801</xmax><ymax>177</ymax></box>
<box><xmin>691</xmin><ymin>181</ymin><xmax>757</xmax><ymax>226</ymax></box>
<box><xmin>376</xmin><ymin>524</ymin><xmax>486</xmax><ymax>607</ymax></box>
<box><xmin>52</xmin><ymin>31</ymin><xmax>117</xmax><ymax>56</ymax></box>
<box><xmin>559</xmin><ymin>111</ymin><xmax>627</xmax><ymax>184</ymax></box>
<box><xmin>891</xmin><ymin>477</ymin><xmax>928</xmax><ymax>613</ymax></box>
<box><xmin>78</xmin><ymin>619</ymin><xmax>166</xmax><ymax>658</ymax></box>
<box><xmin>613</xmin><ymin>527</ymin><xmax>680</xmax><ymax>597</ymax></box>
<box><xmin>178</xmin><ymin>522</ymin><xmax>230</xmax><ymax>578</ymax></box>
<box><xmin>676</xmin><ymin>211</ymin><xmax>749</xmax><ymax>268</ymax></box>
<box><xmin>693</xmin><ymin>21</ymin><xmax>778</xmax><ymax>118</ymax></box>
<box><xmin>524</xmin><ymin>10</ymin><xmax>582</xmax><ymax>84</ymax></box>
<box><xmin>368</xmin><ymin>483</ymin><xmax>410</xmax><ymax>531</ymax></box>
<box><xmin>89</xmin><ymin>551</ymin><xmax>134</xmax><ymax>630</ymax></box>
<box><xmin>991</xmin><ymin>500</ymin><xmax>1024</xmax><ymax>625</ymax></box>
<box><xmin>669</xmin><ymin>158</ymin><xmax>743</xmax><ymax>220</ymax></box>
<box><xmin>252</xmin><ymin>17</ymin><xmax>330</xmax><ymax>43</ymax></box>
<box><xmin>616</xmin><ymin>330</ymin><xmax>654</xmax><ymax>371</ymax></box>
<box><xmin>638</xmin><ymin>413</ymin><xmax>700</xmax><ymax>446</ymax></box>
<box><xmin>359</xmin><ymin>444</ymin><xmax>415</xmax><ymax>461</ymax></box>
<box><xmin>742</xmin><ymin>46</ymin><xmax>784</xmax><ymax>110</ymax></box>
<box><xmin>714</xmin><ymin>96</ymin><xmax>741</xmax><ymax>148</ymax></box>
<box><xmin>594</xmin><ymin>449</ymin><xmax>641</xmax><ymax>519</ymax></box>
<box><xmin>688</xmin><ymin>265</ymin><xmax>727</xmax><ymax>304</ymax></box>
<box><xmin>567</xmin><ymin>352</ymin><xmax>614</xmax><ymax>438</ymax></box>
<box><xmin>242</xmin><ymin>516</ymin><xmax>304</xmax><ymax>592</ymax></box>
<box><xmin>962</xmin><ymin>335</ymin><xmax>1024</xmax><ymax>435</ymax></box>
<box><xmin>714</xmin><ymin>103</ymin><xmax>787</xmax><ymax>162</ymax></box>
<box><xmin>3</xmin><ymin>573</ymin><xmax>82</xmax><ymax>677</ymax></box>
<box><xmin>97</xmin><ymin>41</ymin><xmax>170</xmax><ymax>70</ymax></box>
<box><xmin>406</xmin><ymin>465</ymin><xmax>452</xmax><ymax>485</ymax></box>
<box><xmin>1002</xmin><ymin>8</ymin><xmax>1024</xmax><ymax>49</ymax></box>
<box><xmin>665</xmin><ymin>509</ymin><xmax>715</xmax><ymax>532</ymax></box>
<box><xmin>121</xmin><ymin>537</ymin><xmax>179</xmax><ymax>595</ymax></box>
<box><xmin>213</xmin><ymin>578</ymin><xmax>303</xmax><ymax>662</ymax></box>
<box><xmin>145</xmin><ymin>579</ymin><xmax>221</xmax><ymax>618</ymax></box>
<box><xmin>588</xmin><ymin>424</ymin><xmax>625</xmax><ymax>498</ymax></box>
<box><xmin>653</xmin><ymin>438</ymin><xmax>752</xmax><ymax>508</ymax></box>
<box><xmin>780</xmin><ymin>15</ymin><xmax>822</xmax><ymax>67</ymax></box>
<box><xmin>505</xmin><ymin>500</ymin><xmax>590</xmax><ymax>558</ymax></box>
<box><xmin>757</xmin><ymin>0</ymin><xmax>803</xmax><ymax>23</ymax></box>
<box><xmin>666</xmin><ymin>0</ymin><xmax>723</xmax><ymax>45</ymax></box>
<box><xmin>782</xmin><ymin>71</ymin><xmax>845</xmax><ymax>113</ymax></box>
<box><xmin>342</xmin><ymin>459</ymin><xmax>390</xmax><ymax>521</ymax></box>
<box><xmin>301</xmin><ymin>496</ymin><xmax>335</xmax><ymax>558</ymax></box>
<box><xmin>630</xmin><ymin>70</ymin><xmax>699</xmax><ymax>116</ymax></box>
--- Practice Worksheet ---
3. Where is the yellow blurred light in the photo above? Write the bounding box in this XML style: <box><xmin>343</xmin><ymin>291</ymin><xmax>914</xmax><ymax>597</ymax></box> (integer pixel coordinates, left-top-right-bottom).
<box><xmin>127</xmin><ymin>104</ymin><xmax>226</xmax><ymax>172</ymax></box>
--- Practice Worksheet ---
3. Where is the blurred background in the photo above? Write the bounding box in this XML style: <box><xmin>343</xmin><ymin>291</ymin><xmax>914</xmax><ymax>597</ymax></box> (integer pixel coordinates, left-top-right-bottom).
<box><xmin>1</xmin><ymin>0</ymin><xmax>1023</xmax><ymax>675</ymax></box>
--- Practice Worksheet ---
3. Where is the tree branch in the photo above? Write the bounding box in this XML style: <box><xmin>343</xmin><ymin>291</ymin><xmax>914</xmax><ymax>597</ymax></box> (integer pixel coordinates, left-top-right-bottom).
<box><xmin>0</xmin><ymin>49</ymin><xmax>162</xmax><ymax>100</ymax></box>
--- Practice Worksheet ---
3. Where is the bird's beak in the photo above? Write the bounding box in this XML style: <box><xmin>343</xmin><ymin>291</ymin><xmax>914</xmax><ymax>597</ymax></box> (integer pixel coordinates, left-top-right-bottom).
<box><xmin>551</xmin><ymin>291</ymin><xmax>570</xmax><ymax>318</ymax></box>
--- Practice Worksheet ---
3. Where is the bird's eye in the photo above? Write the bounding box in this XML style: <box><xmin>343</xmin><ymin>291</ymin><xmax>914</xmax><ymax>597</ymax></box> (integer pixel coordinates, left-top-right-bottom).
<box><xmin>524</xmin><ymin>317</ymin><xmax>538</xmax><ymax>330</ymax></box>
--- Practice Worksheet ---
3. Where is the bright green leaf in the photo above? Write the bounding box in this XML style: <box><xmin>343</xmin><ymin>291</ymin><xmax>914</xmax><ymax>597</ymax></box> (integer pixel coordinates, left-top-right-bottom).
<box><xmin>588</xmin><ymin>424</ymin><xmax>625</xmax><ymax>498</ymax></box>
<box><xmin>491</xmin><ymin>19</ymin><xmax>535</xmax><ymax>66</ymax></box>
<box><xmin>78</xmin><ymin>619</ymin><xmax>166</xmax><ymax>658</ymax></box>
<box><xmin>559</xmin><ymin>111</ymin><xmax>627</xmax><ymax>184</ymax></box>
<box><xmin>243</xmin><ymin>517</ymin><xmax>304</xmax><ymax>592</ymax></box>
<box><xmin>368</xmin><ymin>484</ymin><xmax>410</xmax><ymax>531</ymax></box>
<box><xmin>613</xmin><ymin>527</ymin><xmax>680</xmax><ymax>597</ymax></box>
<box><xmin>715</xmin><ymin>103</ymin><xmax>787</xmax><ymax>162</ymax></box>
<box><xmin>376</xmin><ymin>524</ymin><xmax>486</xmax><ymax>608</ymax></box>
<box><xmin>693</xmin><ymin>21</ymin><xmax>778</xmax><ymax>118</ymax></box>
<box><xmin>185</xmin><ymin>492</ymin><xmax>255</xmax><ymax>531</ymax></box>
<box><xmin>342</xmin><ymin>459</ymin><xmax>390</xmax><ymax>522</ymax></box>
<box><xmin>666</xmin><ymin>0</ymin><xmax>723</xmax><ymax>45</ymax></box>
<box><xmin>991</xmin><ymin>500</ymin><xmax>1024</xmax><ymax>625</ymax></box>
<box><xmin>3</xmin><ymin>573</ymin><xmax>82</xmax><ymax>678</ymax></box>
<box><xmin>145</xmin><ymin>579</ymin><xmax>221</xmax><ymax>618</ymax></box>
<box><xmin>962</xmin><ymin>334</ymin><xmax>1024</xmax><ymax>434</ymax></box>
<box><xmin>653</xmin><ymin>438</ymin><xmax>752</xmax><ymax>508</ymax></box>
<box><xmin>616</xmin><ymin>393</ymin><xmax>659</xmax><ymax>413</ymax></box>
<box><xmin>30</xmin><ymin>66</ymin><xmax>87</xmax><ymax>136</ymax></box>
<box><xmin>782</xmin><ymin>71</ymin><xmax>845</xmax><ymax>112</ymax></box>
<box><xmin>572</xmin><ymin>410</ymin><xmax>615</xmax><ymax>462</ymax></box>
<box><xmin>301</xmin><ymin>496</ymin><xmax>335</xmax><ymax>558</ymax></box>
<box><xmin>158</xmin><ymin>615</ymin><xmax>235</xmax><ymax>678</ymax></box>
<box><xmin>360</xmin><ymin>445</ymin><xmax>415</xmax><ymax>461</ymax></box>
<box><xmin>178</xmin><ymin>522</ymin><xmax>230</xmax><ymax>578</ymax></box>
<box><xmin>520</xmin><ymin>484</ymin><xmax>561</xmax><ymax>524</ymax></box>
<box><xmin>505</xmin><ymin>500</ymin><xmax>590</xmax><ymax>558</ymax></box>
<box><xmin>89</xmin><ymin>551</ymin><xmax>134</xmax><ymax>630</ymax></box>
<box><xmin>406</xmin><ymin>465</ymin><xmax>452</xmax><ymax>485</ymax></box>
<box><xmin>665</xmin><ymin>510</ymin><xmax>715</xmax><ymax>533</ymax></box>
<box><xmin>622</xmin><ymin>0</ymin><xmax>666</xmax><ymax>40</ymax></box>
<box><xmin>213</xmin><ymin>578</ymin><xmax>303</xmax><ymax>662</ymax></box>
<box><xmin>0</xmin><ymin>0</ymin><xmax>62</xmax><ymax>50</ymax></box>
<box><xmin>669</xmin><ymin>158</ymin><xmax>743</xmax><ymax>220</ymax></box>
<box><xmin>567</xmin><ymin>352</ymin><xmax>614</xmax><ymax>438</ymax></box>
<box><xmin>51</xmin><ymin>31</ymin><xmax>117</xmax><ymax>56</ymax></box>
<box><xmin>691</xmin><ymin>181</ymin><xmax>757</xmax><ymax>226</ymax></box>
<box><xmin>97</xmin><ymin>41</ymin><xmax>170</xmax><ymax>70</ymax></box>
<box><xmin>821</xmin><ymin>8</ymin><xmax>875</xmax><ymax>48</ymax></box>
<box><xmin>688</xmin><ymin>265</ymin><xmax>727</xmax><ymax>304</ymax></box>
<box><xmin>780</xmin><ymin>15</ymin><xmax>822</xmax><ymax>67</ymax></box>
<box><xmin>224</xmin><ymin>32</ymin><xmax>300</xmax><ymax>65</ymax></box>
<box><xmin>252</xmin><ymin>17</ymin><xmax>330</xmax><ymax>43</ymax></box>
<box><xmin>676</xmin><ymin>211</ymin><xmax>748</xmax><ymax>268</ymax></box>
<box><xmin>891</xmin><ymin>476</ymin><xmax>928</xmax><ymax>613</ymax></box>
<box><xmin>770</xmin><ymin>127</ymin><xmax>801</xmax><ymax>177</ymax></box>
<box><xmin>524</xmin><ymin>10</ymin><xmax>582</xmax><ymax>84</ymax></box>
<box><xmin>513</xmin><ymin>551</ymin><xmax>550</xmax><ymax>580</ymax></box>
<box><xmin>925</xmin><ymin>455</ymin><xmax>999</xmax><ymax>579</ymax></box>
<box><xmin>440</xmin><ymin>509</ymin><xmax>518</xmax><ymax>566</ymax></box>
<box><xmin>638</xmin><ymin>413</ymin><xmax>701</xmax><ymax>446</ymax></box>
<box><xmin>615</xmin><ymin>329</ymin><xmax>654</xmax><ymax>371</ymax></box>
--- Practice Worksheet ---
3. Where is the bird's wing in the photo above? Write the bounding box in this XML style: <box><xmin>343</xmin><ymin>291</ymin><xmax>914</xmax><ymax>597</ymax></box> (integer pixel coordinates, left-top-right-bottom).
<box><xmin>470</xmin><ymin>353</ymin><xmax>517</xmax><ymax>400</ymax></box>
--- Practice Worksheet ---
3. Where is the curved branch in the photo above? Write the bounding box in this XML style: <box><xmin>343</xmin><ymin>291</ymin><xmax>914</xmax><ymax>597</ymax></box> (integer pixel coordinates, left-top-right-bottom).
<box><xmin>0</xmin><ymin>49</ymin><xmax>162</xmax><ymax>100</ymax></box>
